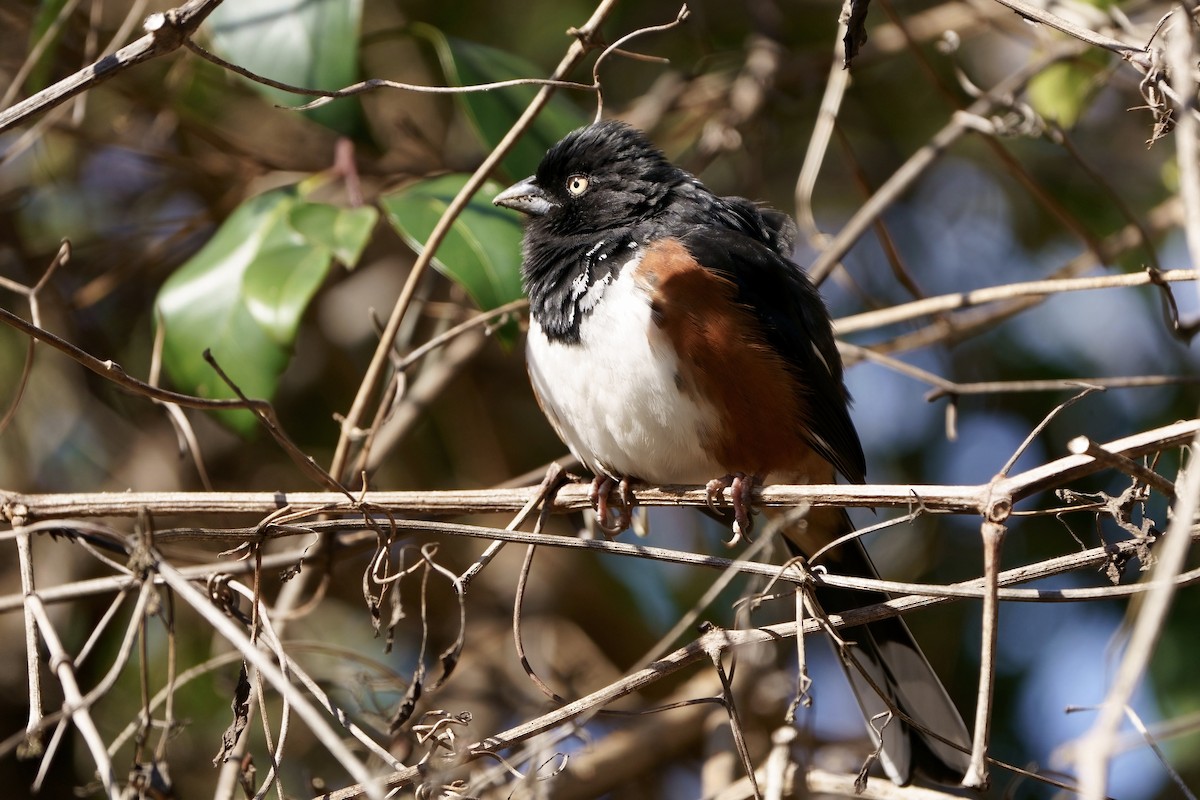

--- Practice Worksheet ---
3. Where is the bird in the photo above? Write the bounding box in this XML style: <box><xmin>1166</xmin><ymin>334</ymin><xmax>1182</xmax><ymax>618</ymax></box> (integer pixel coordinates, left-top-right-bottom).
<box><xmin>493</xmin><ymin>120</ymin><xmax>971</xmax><ymax>785</ymax></box>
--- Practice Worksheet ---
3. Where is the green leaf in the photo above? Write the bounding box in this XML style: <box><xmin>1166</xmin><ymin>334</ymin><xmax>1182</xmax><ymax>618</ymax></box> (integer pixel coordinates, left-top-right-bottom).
<box><xmin>1027</xmin><ymin>53</ymin><xmax>1105</xmax><ymax>129</ymax></box>
<box><xmin>206</xmin><ymin>0</ymin><xmax>364</xmax><ymax>135</ymax></box>
<box><xmin>414</xmin><ymin>24</ymin><xmax>589</xmax><ymax>180</ymax></box>
<box><xmin>156</xmin><ymin>190</ymin><xmax>372</xmax><ymax>434</ymax></box>
<box><xmin>381</xmin><ymin>174</ymin><xmax>525</xmax><ymax>313</ymax></box>
<box><xmin>288</xmin><ymin>202</ymin><xmax>378</xmax><ymax>266</ymax></box>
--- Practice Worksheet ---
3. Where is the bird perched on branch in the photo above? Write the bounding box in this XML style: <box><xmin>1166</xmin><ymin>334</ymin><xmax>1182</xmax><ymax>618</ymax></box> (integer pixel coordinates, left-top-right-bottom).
<box><xmin>494</xmin><ymin>120</ymin><xmax>971</xmax><ymax>785</ymax></box>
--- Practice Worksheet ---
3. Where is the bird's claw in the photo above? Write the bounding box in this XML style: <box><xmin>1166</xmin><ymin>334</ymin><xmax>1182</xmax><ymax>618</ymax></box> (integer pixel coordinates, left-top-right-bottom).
<box><xmin>590</xmin><ymin>476</ymin><xmax>634</xmax><ymax>535</ymax></box>
<box><xmin>704</xmin><ymin>478</ymin><xmax>724</xmax><ymax>514</ymax></box>
<box><xmin>706</xmin><ymin>473</ymin><xmax>757</xmax><ymax>547</ymax></box>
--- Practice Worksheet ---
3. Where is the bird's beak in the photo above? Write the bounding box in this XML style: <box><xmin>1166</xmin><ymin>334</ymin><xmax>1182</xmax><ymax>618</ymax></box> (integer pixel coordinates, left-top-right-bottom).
<box><xmin>493</xmin><ymin>176</ymin><xmax>555</xmax><ymax>217</ymax></box>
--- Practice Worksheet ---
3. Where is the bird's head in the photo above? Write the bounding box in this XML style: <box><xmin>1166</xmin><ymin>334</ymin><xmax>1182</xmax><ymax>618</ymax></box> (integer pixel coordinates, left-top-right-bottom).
<box><xmin>493</xmin><ymin>121</ymin><xmax>686</xmax><ymax>237</ymax></box>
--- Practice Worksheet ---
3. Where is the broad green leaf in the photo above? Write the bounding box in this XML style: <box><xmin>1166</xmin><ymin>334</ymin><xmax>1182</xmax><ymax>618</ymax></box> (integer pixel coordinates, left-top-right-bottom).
<box><xmin>288</xmin><ymin>202</ymin><xmax>378</xmax><ymax>266</ymax></box>
<box><xmin>1027</xmin><ymin>54</ymin><xmax>1105</xmax><ymax>129</ymax></box>
<box><xmin>414</xmin><ymin>24</ymin><xmax>589</xmax><ymax>180</ymax></box>
<box><xmin>156</xmin><ymin>189</ymin><xmax>374</xmax><ymax>434</ymax></box>
<box><xmin>381</xmin><ymin>174</ymin><xmax>525</xmax><ymax>313</ymax></box>
<box><xmin>206</xmin><ymin>0</ymin><xmax>364</xmax><ymax>135</ymax></box>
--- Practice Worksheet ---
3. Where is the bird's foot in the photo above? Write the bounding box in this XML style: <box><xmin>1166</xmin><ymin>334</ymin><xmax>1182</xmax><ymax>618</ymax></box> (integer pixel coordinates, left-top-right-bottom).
<box><xmin>705</xmin><ymin>473</ymin><xmax>757</xmax><ymax>546</ymax></box>
<box><xmin>590</xmin><ymin>475</ymin><xmax>635</xmax><ymax>535</ymax></box>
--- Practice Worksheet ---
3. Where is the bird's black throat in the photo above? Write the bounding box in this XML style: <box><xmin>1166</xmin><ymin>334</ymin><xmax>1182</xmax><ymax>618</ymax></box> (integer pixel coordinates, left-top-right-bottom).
<box><xmin>521</xmin><ymin>229</ymin><xmax>643</xmax><ymax>344</ymax></box>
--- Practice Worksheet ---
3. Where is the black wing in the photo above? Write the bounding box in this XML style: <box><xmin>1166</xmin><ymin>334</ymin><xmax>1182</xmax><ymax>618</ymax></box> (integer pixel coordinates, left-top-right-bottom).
<box><xmin>678</xmin><ymin>225</ymin><xmax>866</xmax><ymax>485</ymax></box>
<box><xmin>721</xmin><ymin>196</ymin><xmax>799</xmax><ymax>257</ymax></box>
<box><xmin>669</xmin><ymin>183</ymin><xmax>797</xmax><ymax>258</ymax></box>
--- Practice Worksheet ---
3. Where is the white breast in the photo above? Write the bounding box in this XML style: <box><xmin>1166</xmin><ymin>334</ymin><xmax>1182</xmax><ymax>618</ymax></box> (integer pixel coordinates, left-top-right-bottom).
<box><xmin>526</xmin><ymin>254</ymin><xmax>723</xmax><ymax>485</ymax></box>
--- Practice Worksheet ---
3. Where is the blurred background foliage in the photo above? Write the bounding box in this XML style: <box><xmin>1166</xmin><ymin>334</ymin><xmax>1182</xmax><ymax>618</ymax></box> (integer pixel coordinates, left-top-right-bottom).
<box><xmin>1</xmin><ymin>0</ymin><xmax>1198</xmax><ymax>797</ymax></box>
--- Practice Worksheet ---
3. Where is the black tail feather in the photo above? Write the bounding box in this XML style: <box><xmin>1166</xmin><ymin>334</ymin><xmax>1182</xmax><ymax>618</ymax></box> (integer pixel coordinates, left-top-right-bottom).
<box><xmin>785</xmin><ymin>519</ymin><xmax>972</xmax><ymax>785</ymax></box>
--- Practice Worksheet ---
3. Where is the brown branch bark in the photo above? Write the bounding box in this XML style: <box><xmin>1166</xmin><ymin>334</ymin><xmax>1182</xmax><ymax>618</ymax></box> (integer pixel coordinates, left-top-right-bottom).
<box><xmin>4</xmin><ymin>419</ymin><xmax>1193</xmax><ymax>524</ymax></box>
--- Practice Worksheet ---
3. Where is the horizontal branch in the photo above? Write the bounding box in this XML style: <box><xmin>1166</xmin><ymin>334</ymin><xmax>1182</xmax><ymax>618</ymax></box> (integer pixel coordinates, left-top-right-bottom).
<box><xmin>4</xmin><ymin>513</ymin><xmax>1196</xmax><ymax>617</ymax></box>
<box><xmin>0</xmin><ymin>547</ymin><xmax>311</xmax><ymax>613</ymax></box>
<box><xmin>833</xmin><ymin>269</ymin><xmax>1199</xmax><ymax>335</ymax></box>
<box><xmin>3</xmin><ymin>419</ymin><xmax>1193</xmax><ymax>525</ymax></box>
<box><xmin>0</xmin><ymin>483</ymin><xmax>978</xmax><ymax>520</ymax></box>
<box><xmin>993</xmin><ymin>418</ymin><xmax>1193</xmax><ymax>502</ymax></box>
<box><xmin>840</xmin><ymin>341</ymin><xmax>1199</xmax><ymax>401</ymax></box>
<box><xmin>184</xmin><ymin>36</ymin><xmax>595</xmax><ymax>108</ymax></box>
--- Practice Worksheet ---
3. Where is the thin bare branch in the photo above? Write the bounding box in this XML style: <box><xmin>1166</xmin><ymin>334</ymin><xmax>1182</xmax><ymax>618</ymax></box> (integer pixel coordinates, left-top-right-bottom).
<box><xmin>26</xmin><ymin>597</ymin><xmax>119</xmax><ymax>798</ymax></box>
<box><xmin>181</xmin><ymin>38</ymin><xmax>597</xmax><ymax>110</ymax></box>
<box><xmin>962</xmin><ymin>520</ymin><xmax>1005</xmax><ymax>788</ymax></box>
<box><xmin>0</xmin><ymin>308</ymin><xmax>259</xmax><ymax>411</ymax></box>
<box><xmin>15</xmin><ymin>532</ymin><xmax>42</xmax><ymax>759</ymax></box>
<box><xmin>795</xmin><ymin>20</ymin><xmax>852</xmax><ymax>246</ymax></box>
<box><xmin>864</xmin><ymin>199</ymin><xmax>1187</xmax><ymax>355</ymax></box>
<box><xmin>6</xmin><ymin>417</ymin><xmax>1195</xmax><ymax>525</ymax></box>
<box><xmin>591</xmin><ymin>5</ymin><xmax>691</xmax><ymax>122</ymax></box>
<box><xmin>808</xmin><ymin>49</ymin><xmax>1078</xmax><ymax>284</ymax></box>
<box><xmin>1072</xmin><ymin>428</ymin><xmax>1200</xmax><ymax>799</ymax></box>
<box><xmin>834</xmin><ymin>268</ymin><xmax>1199</xmax><ymax>335</ymax></box>
<box><xmin>0</xmin><ymin>0</ymin><xmax>226</xmax><ymax>133</ymax></box>
<box><xmin>986</xmin><ymin>0</ymin><xmax>1153</xmax><ymax>67</ymax></box>
<box><xmin>151</xmin><ymin>554</ymin><xmax>386</xmax><ymax>800</ymax></box>
<box><xmin>1068</xmin><ymin>436</ymin><xmax>1177</xmax><ymax>497</ymax></box>
<box><xmin>7</xmin><ymin>515</ymin><xmax>1198</xmax><ymax>619</ymax></box>
<box><xmin>394</xmin><ymin>298</ymin><xmax>528</xmax><ymax>372</ymax></box>
<box><xmin>0</xmin><ymin>0</ymin><xmax>87</xmax><ymax>110</ymax></box>
<box><xmin>715</xmin><ymin>762</ymin><xmax>975</xmax><ymax>800</ymax></box>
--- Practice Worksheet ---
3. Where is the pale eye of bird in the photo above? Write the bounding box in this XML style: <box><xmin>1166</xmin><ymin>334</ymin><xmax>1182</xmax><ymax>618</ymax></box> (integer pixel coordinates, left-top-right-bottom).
<box><xmin>566</xmin><ymin>175</ymin><xmax>589</xmax><ymax>196</ymax></box>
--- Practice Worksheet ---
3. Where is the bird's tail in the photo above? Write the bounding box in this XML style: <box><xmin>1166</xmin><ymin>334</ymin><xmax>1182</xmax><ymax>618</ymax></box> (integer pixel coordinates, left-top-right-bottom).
<box><xmin>783</xmin><ymin>508</ymin><xmax>972</xmax><ymax>785</ymax></box>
